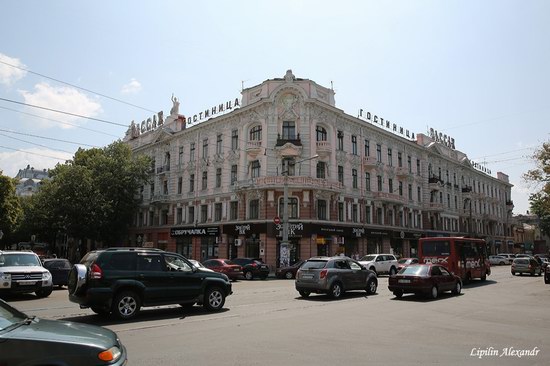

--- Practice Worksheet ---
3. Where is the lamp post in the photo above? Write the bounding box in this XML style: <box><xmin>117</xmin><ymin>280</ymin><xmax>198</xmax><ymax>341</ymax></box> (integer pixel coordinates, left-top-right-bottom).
<box><xmin>280</xmin><ymin>155</ymin><xmax>318</xmax><ymax>267</ymax></box>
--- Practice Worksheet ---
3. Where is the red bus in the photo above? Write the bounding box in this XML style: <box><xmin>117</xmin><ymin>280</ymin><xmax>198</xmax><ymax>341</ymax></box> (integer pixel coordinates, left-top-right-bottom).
<box><xmin>418</xmin><ymin>237</ymin><xmax>490</xmax><ymax>283</ymax></box>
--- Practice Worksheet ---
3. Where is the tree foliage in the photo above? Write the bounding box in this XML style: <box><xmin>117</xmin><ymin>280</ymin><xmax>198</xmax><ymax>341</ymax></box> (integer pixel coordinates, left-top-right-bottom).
<box><xmin>0</xmin><ymin>173</ymin><xmax>23</xmax><ymax>247</ymax></box>
<box><xmin>523</xmin><ymin>141</ymin><xmax>550</xmax><ymax>236</ymax></box>
<box><xmin>22</xmin><ymin>141</ymin><xmax>150</xmax><ymax>247</ymax></box>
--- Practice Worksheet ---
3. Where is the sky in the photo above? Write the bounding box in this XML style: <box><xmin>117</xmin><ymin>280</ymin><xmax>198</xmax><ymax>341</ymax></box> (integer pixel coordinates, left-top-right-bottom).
<box><xmin>0</xmin><ymin>0</ymin><xmax>548</xmax><ymax>216</ymax></box>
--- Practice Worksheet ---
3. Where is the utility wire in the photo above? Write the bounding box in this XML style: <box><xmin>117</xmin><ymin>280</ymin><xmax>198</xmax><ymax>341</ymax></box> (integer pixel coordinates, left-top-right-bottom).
<box><xmin>0</xmin><ymin>105</ymin><xmax>120</xmax><ymax>138</ymax></box>
<box><xmin>0</xmin><ymin>144</ymin><xmax>70</xmax><ymax>161</ymax></box>
<box><xmin>0</xmin><ymin>97</ymin><xmax>127</xmax><ymax>127</ymax></box>
<box><xmin>0</xmin><ymin>132</ymin><xmax>74</xmax><ymax>154</ymax></box>
<box><xmin>0</xmin><ymin>59</ymin><xmax>156</xmax><ymax>113</ymax></box>
<box><xmin>0</xmin><ymin>128</ymin><xmax>98</xmax><ymax>148</ymax></box>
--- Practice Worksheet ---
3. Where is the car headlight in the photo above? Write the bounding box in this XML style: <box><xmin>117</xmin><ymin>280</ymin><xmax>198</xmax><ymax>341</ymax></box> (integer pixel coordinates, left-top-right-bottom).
<box><xmin>98</xmin><ymin>346</ymin><xmax>122</xmax><ymax>362</ymax></box>
<box><xmin>42</xmin><ymin>272</ymin><xmax>52</xmax><ymax>280</ymax></box>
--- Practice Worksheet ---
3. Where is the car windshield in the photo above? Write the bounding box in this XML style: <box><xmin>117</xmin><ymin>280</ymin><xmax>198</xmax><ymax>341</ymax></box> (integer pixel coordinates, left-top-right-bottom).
<box><xmin>0</xmin><ymin>253</ymin><xmax>41</xmax><ymax>267</ymax></box>
<box><xmin>0</xmin><ymin>300</ymin><xmax>26</xmax><ymax>331</ymax></box>
<box><xmin>399</xmin><ymin>265</ymin><xmax>429</xmax><ymax>276</ymax></box>
<box><xmin>301</xmin><ymin>260</ymin><xmax>327</xmax><ymax>270</ymax></box>
<box><xmin>222</xmin><ymin>260</ymin><xmax>235</xmax><ymax>265</ymax></box>
<box><xmin>360</xmin><ymin>255</ymin><xmax>376</xmax><ymax>262</ymax></box>
<box><xmin>398</xmin><ymin>259</ymin><xmax>409</xmax><ymax>264</ymax></box>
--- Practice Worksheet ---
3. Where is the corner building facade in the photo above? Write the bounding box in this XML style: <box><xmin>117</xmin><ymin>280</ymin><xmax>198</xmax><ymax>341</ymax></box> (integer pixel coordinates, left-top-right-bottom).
<box><xmin>125</xmin><ymin>70</ymin><xmax>514</xmax><ymax>271</ymax></box>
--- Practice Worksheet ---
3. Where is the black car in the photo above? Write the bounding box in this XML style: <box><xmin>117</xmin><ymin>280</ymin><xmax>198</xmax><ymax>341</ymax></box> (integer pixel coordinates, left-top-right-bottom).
<box><xmin>43</xmin><ymin>258</ymin><xmax>71</xmax><ymax>287</ymax></box>
<box><xmin>68</xmin><ymin>247</ymin><xmax>232</xmax><ymax>320</ymax></box>
<box><xmin>232</xmin><ymin>258</ymin><xmax>270</xmax><ymax>280</ymax></box>
<box><xmin>545</xmin><ymin>264</ymin><xmax>550</xmax><ymax>284</ymax></box>
<box><xmin>0</xmin><ymin>298</ymin><xmax>127</xmax><ymax>365</ymax></box>
<box><xmin>275</xmin><ymin>260</ymin><xmax>305</xmax><ymax>279</ymax></box>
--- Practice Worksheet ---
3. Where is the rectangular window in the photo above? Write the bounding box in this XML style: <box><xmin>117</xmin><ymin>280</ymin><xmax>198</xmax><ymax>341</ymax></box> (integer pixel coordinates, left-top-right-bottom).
<box><xmin>202</xmin><ymin>138</ymin><xmax>208</xmax><ymax>158</ymax></box>
<box><xmin>377</xmin><ymin>208</ymin><xmax>383</xmax><ymax>225</ymax></box>
<box><xmin>316</xmin><ymin>162</ymin><xmax>326</xmax><ymax>179</ymax></box>
<box><xmin>279</xmin><ymin>197</ymin><xmax>299</xmax><ymax>219</ymax></box>
<box><xmin>337</xmin><ymin>131</ymin><xmax>344</xmax><ymax>150</ymax></box>
<box><xmin>251</xmin><ymin>160</ymin><xmax>260</xmax><ymax>178</ymax></box>
<box><xmin>282</xmin><ymin>121</ymin><xmax>296</xmax><ymax>139</ymax></box>
<box><xmin>202</xmin><ymin>171</ymin><xmax>208</xmax><ymax>190</ymax></box>
<box><xmin>249</xmin><ymin>199</ymin><xmax>259</xmax><ymax>219</ymax></box>
<box><xmin>282</xmin><ymin>157</ymin><xmax>295</xmax><ymax>176</ymax></box>
<box><xmin>338</xmin><ymin>165</ymin><xmax>344</xmax><ymax>184</ymax></box>
<box><xmin>399</xmin><ymin>181</ymin><xmax>403</xmax><ymax>196</ymax></box>
<box><xmin>190</xmin><ymin>142</ymin><xmax>195</xmax><ymax>161</ymax></box>
<box><xmin>364</xmin><ymin>139</ymin><xmax>370</xmax><ymax>156</ymax></box>
<box><xmin>178</xmin><ymin>146</ymin><xmax>184</xmax><ymax>165</ymax></box>
<box><xmin>163</xmin><ymin>180</ymin><xmax>168</xmax><ymax>195</ymax></box>
<box><xmin>376</xmin><ymin>144</ymin><xmax>382</xmax><ymax>162</ymax></box>
<box><xmin>231</xmin><ymin>165</ymin><xmax>237</xmax><ymax>185</ymax></box>
<box><xmin>351</xmin><ymin>135</ymin><xmax>357</xmax><ymax>155</ymax></box>
<box><xmin>388</xmin><ymin>178</ymin><xmax>393</xmax><ymax>193</ymax></box>
<box><xmin>177</xmin><ymin>177</ymin><xmax>183</xmax><ymax>194</ymax></box>
<box><xmin>387</xmin><ymin>148</ymin><xmax>393</xmax><ymax>167</ymax></box>
<box><xmin>352</xmin><ymin>169</ymin><xmax>358</xmax><ymax>189</ymax></box>
<box><xmin>216</xmin><ymin>134</ymin><xmax>223</xmax><ymax>155</ymax></box>
<box><xmin>407</xmin><ymin>155</ymin><xmax>412</xmax><ymax>173</ymax></box>
<box><xmin>398</xmin><ymin>152</ymin><xmax>403</xmax><ymax>167</ymax></box>
<box><xmin>365</xmin><ymin>172</ymin><xmax>371</xmax><ymax>191</ymax></box>
<box><xmin>317</xmin><ymin>200</ymin><xmax>327</xmax><ymax>220</ymax></box>
<box><xmin>189</xmin><ymin>174</ymin><xmax>195</xmax><ymax>192</ymax></box>
<box><xmin>365</xmin><ymin>205</ymin><xmax>371</xmax><ymax>224</ymax></box>
<box><xmin>377</xmin><ymin>175</ymin><xmax>383</xmax><ymax>191</ymax></box>
<box><xmin>408</xmin><ymin>184</ymin><xmax>412</xmax><ymax>200</ymax></box>
<box><xmin>216</xmin><ymin>168</ymin><xmax>222</xmax><ymax>188</ymax></box>
<box><xmin>230</xmin><ymin>201</ymin><xmax>238</xmax><ymax>220</ymax></box>
<box><xmin>188</xmin><ymin>206</ymin><xmax>195</xmax><ymax>224</ymax></box>
<box><xmin>352</xmin><ymin>204</ymin><xmax>358</xmax><ymax>223</ymax></box>
<box><xmin>338</xmin><ymin>202</ymin><xmax>344</xmax><ymax>222</ymax></box>
<box><xmin>149</xmin><ymin>211</ymin><xmax>154</xmax><ymax>226</ymax></box>
<box><xmin>231</xmin><ymin>129</ymin><xmax>238</xmax><ymax>150</ymax></box>
<box><xmin>416</xmin><ymin>159</ymin><xmax>421</xmax><ymax>175</ymax></box>
<box><xmin>214</xmin><ymin>203</ymin><xmax>222</xmax><ymax>221</ymax></box>
<box><xmin>176</xmin><ymin>207</ymin><xmax>182</xmax><ymax>224</ymax></box>
<box><xmin>201</xmin><ymin>204</ymin><xmax>208</xmax><ymax>223</ymax></box>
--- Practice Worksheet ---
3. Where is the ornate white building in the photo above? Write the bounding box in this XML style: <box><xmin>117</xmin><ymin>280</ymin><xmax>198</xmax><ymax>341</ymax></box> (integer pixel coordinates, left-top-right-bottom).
<box><xmin>124</xmin><ymin>70</ymin><xmax>514</xmax><ymax>270</ymax></box>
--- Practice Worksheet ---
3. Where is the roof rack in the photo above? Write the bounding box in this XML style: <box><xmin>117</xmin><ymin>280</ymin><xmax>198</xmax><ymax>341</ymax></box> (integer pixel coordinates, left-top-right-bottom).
<box><xmin>104</xmin><ymin>247</ymin><xmax>164</xmax><ymax>252</ymax></box>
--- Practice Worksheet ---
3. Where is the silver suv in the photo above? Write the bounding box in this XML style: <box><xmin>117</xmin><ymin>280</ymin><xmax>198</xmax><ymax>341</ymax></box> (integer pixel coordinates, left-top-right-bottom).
<box><xmin>0</xmin><ymin>251</ymin><xmax>53</xmax><ymax>297</ymax></box>
<box><xmin>295</xmin><ymin>256</ymin><xmax>378</xmax><ymax>299</ymax></box>
<box><xmin>358</xmin><ymin>254</ymin><xmax>398</xmax><ymax>275</ymax></box>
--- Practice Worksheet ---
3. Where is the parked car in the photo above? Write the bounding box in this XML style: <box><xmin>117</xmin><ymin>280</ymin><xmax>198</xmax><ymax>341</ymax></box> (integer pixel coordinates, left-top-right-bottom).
<box><xmin>515</xmin><ymin>254</ymin><xmax>533</xmax><ymax>258</ymax></box>
<box><xmin>0</xmin><ymin>298</ymin><xmax>127</xmax><ymax>365</ymax></box>
<box><xmin>488</xmin><ymin>255</ymin><xmax>508</xmax><ymax>266</ymax></box>
<box><xmin>396</xmin><ymin>258</ymin><xmax>419</xmax><ymax>272</ymax></box>
<box><xmin>202</xmin><ymin>259</ymin><xmax>244</xmax><ymax>281</ymax></box>
<box><xmin>276</xmin><ymin>260</ymin><xmax>305</xmax><ymax>279</ymax></box>
<box><xmin>0</xmin><ymin>250</ymin><xmax>53</xmax><ymax>298</ymax></box>
<box><xmin>496</xmin><ymin>253</ymin><xmax>515</xmax><ymax>264</ymax></box>
<box><xmin>545</xmin><ymin>264</ymin><xmax>550</xmax><ymax>284</ymax></box>
<box><xmin>68</xmin><ymin>247</ymin><xmax>232</xmax><ymax>320</ymax></box>
<box><xmin>42</xmin><ymin>258</ymin><xmax>72</xmax><ymax>287</ymax></box>
<box><xmin>511</xmin><ymin>257</ymin><xmax>542</xmax><ymax>276</ymax></box>
<box><xmin>231</xmin><ymin>258</ymin><xmax>270</xmax><ymax>280</ymax></box>
<box><xmin>388</xmin><ymin>264</ymin><xmax>462</xmax><ymax>299</ymax></box>
<box><xmin>358</xmin><ymin>254</ymin><xmax>398</xmax><ymax>275</ymax></box>
<box><xmin>295</xmin><ymin>256</ymin><xmax>378</xmax><ymax>299</ymax></box>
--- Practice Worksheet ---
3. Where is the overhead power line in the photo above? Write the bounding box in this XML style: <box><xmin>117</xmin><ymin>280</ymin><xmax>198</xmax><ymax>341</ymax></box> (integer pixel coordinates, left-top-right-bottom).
<box><xmin>0</xmin><ymin>132</ymin><xmax>73</xmax><ymax>154</ymax></box>
<box><xmin>0</xmin><ymin>59</ymin><xmax>156</xmax><ymax>113</ymax></box>
<box><xmin>0</xmin><ymin>128</ymin><xmax>98</xmax><ymax>148</ymax></box>
<box><xmin>0</xmin><ymin>144</ymin><xmax>70</xmax><ymax>161</ymax></box>
<box><xmin>0</xmin><ymin>97</ymin><xmax>127</xmax><ymax>127</ymax></box>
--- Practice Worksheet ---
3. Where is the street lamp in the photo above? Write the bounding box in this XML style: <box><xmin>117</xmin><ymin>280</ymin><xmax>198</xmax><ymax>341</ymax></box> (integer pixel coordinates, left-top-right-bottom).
<box><xmin>280</xmin><ymin>155</ymin><xmax>318</xmax><ymax>267</ymax></box>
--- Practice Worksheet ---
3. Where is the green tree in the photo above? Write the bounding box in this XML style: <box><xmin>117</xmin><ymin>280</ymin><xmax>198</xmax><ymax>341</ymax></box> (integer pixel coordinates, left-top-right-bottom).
<box><xmin>523</xmin><ymin>141</ymin><xmax>550</xmax><ymax>236</ymax></box>
<box><xmin>0</xmin><ymin>173</ymin><xmax>23</xmax><ymax>248</ymax></box>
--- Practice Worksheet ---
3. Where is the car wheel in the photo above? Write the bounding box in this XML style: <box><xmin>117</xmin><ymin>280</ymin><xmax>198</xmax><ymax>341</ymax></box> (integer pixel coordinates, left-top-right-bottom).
<box><xmin>366</xmin><ymin>278</ymin><xmax>378</xmax><ymax>295</ymax></box>
<box><xmin>530</xmin><ymin>270</ymin><xmax>535</xmax><ymax>276</ymax></box>
<box><xmin>545</xmin><ymin>277</ymin><xmax>550</xmax><ymax>284</ymax></box>
<box><xmin>260</xmin><ymin>275</ymin><xmax>268</xmax><ymax>280</ymax></box>
<box><xmin>388</xmin><ymin>267</ymin><xmax>397</xmax><ymax>276</ymax></box>
<box><xmin>204</xmin><ymin>287</ymin><xmax>225</xmax><ymax>311</ymax></box>
<box><xmin>481</xmin><ymin>271</ymin><xmax>487</xmax><ymax>281</ymax></box>
<box><xmin>299</xmin><ymin>290</ymin><xmax>310</xmax><ymax>298</ymax></box>
<box><xmin>464</xmin><ymin>272</ymin><xmax>471</xmax><ymax>285</ymax></box>
<box><xmin>329</xmin><ymin>282</ymin><xmax>343</xmax><ymax>299</ymax></box>
<box><xmin>112</xmin><ymin>291</ymin><xmax>141</xmax><ymax>320</ymax></box>
<box><xmin>393</xmin><ymin>289</ymin><xmax>403</xmax><ymax>298</ymax></box>
<box><xmin>35</xmin><ymin>286</ymin><xmax>53</xmax><ymax>298</ymax></box>
<box><xmin>285</xmin><ymin>271</ymin><xmax>294</xmax><ymax>279</ymax></box>
<box><xmin>369</xmin><ymin>267</ymin><xmax>377</xmax><ymax>275</ymax></box>
<box><xmin>452</xmin><ymin>281</ymin><xmax>462</xmax><ymax>295</ymax></box>
<box><xmin>500</xmin><ymin>261</ymin><xmax>505</xmax><ymax>265</ymax></box>
<box><xmin>244</xmin><ymin>271</ymin><xmax>254</xmax><ymax>280</ymax></box>
<box><xmin>429</xmin><ymin>286</ymin><xmax>438</xmax><ymax>299</ymax></box>
<box><xmin>511</xmin><ymin>271</ymin><xmax>516</xmax><ymax>276</ymax></box>
<box><xmin>91</xmin><ymin>306</ymin><xmax>110</xmax><ymax>316</ymax></box>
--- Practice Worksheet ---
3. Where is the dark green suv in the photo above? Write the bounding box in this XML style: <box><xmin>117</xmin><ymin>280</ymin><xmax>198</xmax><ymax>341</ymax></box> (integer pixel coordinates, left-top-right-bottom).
<box><xmin>68</xmin><ymin>248</ymin><xmax>232</xmax><ymax>320</ymax></box>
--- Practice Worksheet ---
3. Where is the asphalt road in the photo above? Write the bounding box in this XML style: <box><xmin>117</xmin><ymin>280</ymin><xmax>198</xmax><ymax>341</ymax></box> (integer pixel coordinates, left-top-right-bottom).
<box><xmin>7</xmin><ymin>265</ymin><xmax>550</xmax><ymax>366</ymax></box>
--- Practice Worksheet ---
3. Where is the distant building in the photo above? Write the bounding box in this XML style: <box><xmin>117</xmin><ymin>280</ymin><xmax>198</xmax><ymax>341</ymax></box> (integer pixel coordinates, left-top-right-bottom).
<box><xmin>15</xmin><ymin>165</ymin><xmax>49</xmax><ymax>196</ymax></box>
<box><xmin>513</xmin><ymin>213</ymin><xmax>549</xmax><ymax>254</ymax></box>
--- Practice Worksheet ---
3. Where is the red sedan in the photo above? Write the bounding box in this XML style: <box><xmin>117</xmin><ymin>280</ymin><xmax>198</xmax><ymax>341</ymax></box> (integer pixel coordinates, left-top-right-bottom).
<box><xmin>202</xmin><ymin>259</ymin><xmax>243</xmax><ymax>281</ymax></box>
<box><xmin>388</xmin><ymin>264</ymin><xmax>462</xmax><ymax>299</ymax></box>
<box><xmin>396</xmin><ymin>257</ymin><xmax>419</xmax><ymax>272</ymax></box>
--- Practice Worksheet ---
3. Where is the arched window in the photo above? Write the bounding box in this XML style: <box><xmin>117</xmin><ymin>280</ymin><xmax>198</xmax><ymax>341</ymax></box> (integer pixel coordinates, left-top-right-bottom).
<box><xmin>316</xmin><ymin>126</ymin><xmax>327</xmax><ymax>141</ymax></box>
<box><xmin>250</xmin><ymin>125</ymin><xmax>262</xmax><ymax>141</ymax></box>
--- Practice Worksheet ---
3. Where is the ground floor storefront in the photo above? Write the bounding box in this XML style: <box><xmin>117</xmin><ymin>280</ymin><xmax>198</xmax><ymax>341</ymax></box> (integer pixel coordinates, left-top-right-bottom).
<box><xmin>129</xmin><ymin>222</ymin><xmax>424</xmax><ymax>272</ymax></box>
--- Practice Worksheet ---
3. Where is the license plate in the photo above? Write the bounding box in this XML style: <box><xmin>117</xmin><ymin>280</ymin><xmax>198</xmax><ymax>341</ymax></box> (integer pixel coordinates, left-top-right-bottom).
<box><xmin>398</xmin><ymin>279</ymin><xmax>411</xmax><ymax>284</ymax></box>
<box><xmin>261</xmin><ymin>265</ymin><xmax>267</xmax><ymax>269</ymax></box>
<box><xmin>18</xmin><ymin>281</ymin><xmax>36</xmax><ymax>285</ymax></box>
<box><xmin>302</xmin><ymin>274</ymin><xmax>314</xmax><ymax>279</ymax></box>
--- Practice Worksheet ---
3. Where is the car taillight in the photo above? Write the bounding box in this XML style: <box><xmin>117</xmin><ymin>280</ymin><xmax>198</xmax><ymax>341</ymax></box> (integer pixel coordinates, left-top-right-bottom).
<box><xmin>251</xmin><ymin>263</ymin><xmax>258</xmax><ymax>267</ymax></box>
<box><xmin>90</xmin><ymin>264</ymin><xmax>103</xmax><ymax>279</ymax></box>
<box><xmin>320</xmin><ymin>269</ymin><xmax>328</xmax><ymax>279</ymax></box>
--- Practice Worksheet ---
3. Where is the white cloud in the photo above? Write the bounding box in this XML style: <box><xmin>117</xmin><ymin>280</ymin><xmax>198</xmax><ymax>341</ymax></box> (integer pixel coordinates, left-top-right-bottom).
<box><xmin>0</xmin><ymin>148</ymin><xmax>73</xmax><ymax>178</ymax></box>
<box><xmin>18</xmin><ymin>82</ymin><xmax>102</xmax><ymax>129</ymax></box>
<box><xmin>0</xmin><ymin>53</ymin><xmax>27</xmax><ymax>86</ymax></box>
<box><xmin>121</xmin><ymin>78</ymin><xmax>142</xmax><ymax>94</ymax></box>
